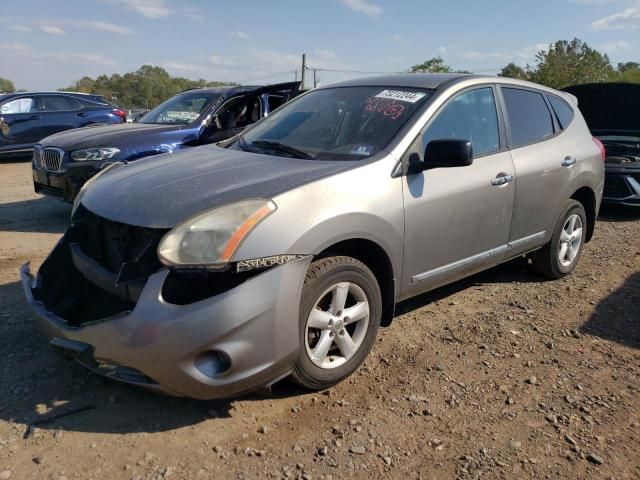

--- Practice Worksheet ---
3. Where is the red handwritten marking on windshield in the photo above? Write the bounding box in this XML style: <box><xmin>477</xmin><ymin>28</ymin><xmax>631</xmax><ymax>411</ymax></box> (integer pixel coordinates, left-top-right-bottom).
<box><xmin>365</xmin><ymin>98</ymin><xmax>406</xmax><ymax>120</ymax></box>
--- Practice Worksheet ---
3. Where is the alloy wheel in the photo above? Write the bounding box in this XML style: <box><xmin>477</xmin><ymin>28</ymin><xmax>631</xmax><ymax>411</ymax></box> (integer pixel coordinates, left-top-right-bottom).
<box><xmin>558</xmin><ymin>214</ymin><xmax>583</xmax><ymax>267</ymax></box>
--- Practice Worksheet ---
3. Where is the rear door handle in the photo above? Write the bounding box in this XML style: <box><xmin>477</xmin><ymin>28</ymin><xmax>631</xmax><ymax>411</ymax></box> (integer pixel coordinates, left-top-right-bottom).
<box><xmin>561</xmin><ymin>156</ymin><xmax>576</xmax><ymax>167</ymax></box>
<box><xmin>491</xmin><ymin>174</ymin><xmax>514</xmax><ymax>186</ymax></box>
<box><xmin>77</xmin><ymin>112</ymin><xmax>87</xmax><ymax>118</ymax></box>
<box><xmin>29</xmin><ymin>115</ymin><xmax>42</xmax><ymax>120</ymax></box>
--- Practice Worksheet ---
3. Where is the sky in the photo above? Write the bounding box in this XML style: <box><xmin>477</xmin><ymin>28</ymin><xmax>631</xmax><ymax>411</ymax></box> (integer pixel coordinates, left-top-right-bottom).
<box><xmin>0</xmin><ymin>0</ymin><xmax>639</xmax><ymax>91</ymax></box>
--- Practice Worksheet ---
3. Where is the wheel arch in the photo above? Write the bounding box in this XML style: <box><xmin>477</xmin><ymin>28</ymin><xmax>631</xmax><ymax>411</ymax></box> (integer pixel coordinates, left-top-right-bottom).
<box><xmin>570</xmin><ymin>186</ymin><xmax>597</xmax><ymax>242</ymax></box>
<box><xmin>316</xmin><ymin>238</ymin><xmax>396</xmax><ymax>328</ymax></box>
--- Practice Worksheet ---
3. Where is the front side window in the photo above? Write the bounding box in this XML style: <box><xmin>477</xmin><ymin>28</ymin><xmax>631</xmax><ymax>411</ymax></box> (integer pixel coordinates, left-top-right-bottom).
<box><xmin>548</xmin><ymin>95</ymin><xmax>574</xmax><ymax>130</ymax></box>
<box><xmin>237</xmin><ymin>86</ymin><xmax>432</xmax><ymax>160</ymax></box>
<box><xmin>502</xmin><ymin>88</ymin><xmax>554</xmax><ymax>147</ymax></box>
<box><xmin>421</xmin><ymin>87</ymin><xmax>500</xmax><ymax>157</ymax></box>
<box><xmin>1</xmin><ymin>97</ymin><xmax>36</xmax><ymax>114</ymax></box>
<box><xmin>41</xmin><ymin>95</ymin><xmax>83</xmax><ymax>111</ymax></box>
<box><xmin>140</xmin><ymin>91</ymin><xmax>221</xmax><ymax>125</ymax></box>
<box><xmin>215</xmin><ymin>95</ymin><xmax>261</xmax><ymax>130</ymax></box>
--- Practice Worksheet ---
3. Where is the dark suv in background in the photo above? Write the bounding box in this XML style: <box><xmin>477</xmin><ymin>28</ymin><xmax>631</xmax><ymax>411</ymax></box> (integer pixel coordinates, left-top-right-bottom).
<box><xmin>32</xmin><ymin>82</ymin><xmax>300</xmax><ymax>202</ymax></box>
<box><xmin>0</xmin><ymin>92</ymin><xmax>126</xmax><ymax>157</ymax></box>
<box><xmin>564</xmin><ymin>82</ymin><xmax>640</xmax><ymax>207</ymax></box>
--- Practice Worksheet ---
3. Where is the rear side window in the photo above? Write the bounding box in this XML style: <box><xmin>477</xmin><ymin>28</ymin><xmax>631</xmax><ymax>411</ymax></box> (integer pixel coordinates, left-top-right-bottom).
<box><xmin>502</xmin><ymin>88</ymin><xmax>554</xmax><ymax>147</ymax></box>
<box><xmin>1</xmin><ymin>97</ymin><xmax>36</xmax><ymax>114</ymax></box>
<box><xmin>41</xmin><ymin>95</ymin><xmax>83</xmax><ymax>112</ymax></box>
<box><xmin>422</xmin><ymin>87</ymin><xmax>500</xmax><ymax>157</ymax></box>
<box><xmin>548</xmin><ymin>95</ymin><xmax>574</xmax><ymax>130</ymax></box>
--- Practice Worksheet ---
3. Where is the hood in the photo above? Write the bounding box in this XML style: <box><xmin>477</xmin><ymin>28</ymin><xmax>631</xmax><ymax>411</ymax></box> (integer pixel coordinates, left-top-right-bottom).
<box><xmin>81</xmin><ymin>145</ymin><xmax>358</xmax><ymax>228</ymax></box>
<box><xmin>563</xmin><ymin>83</ymin><xmax>640</xmax><ymax>135</ymax></box>
<box><xmin>39</xmin><ymin>122</ymin><xmax>200</xmax><ymax>155</ymax></box>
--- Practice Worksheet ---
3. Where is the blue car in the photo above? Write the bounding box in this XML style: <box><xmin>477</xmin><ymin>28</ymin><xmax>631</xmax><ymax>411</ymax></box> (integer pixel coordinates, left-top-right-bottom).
<box><xmin>0</xmin><ymin>92</ymin><xmax>126</xmax><ymax>157</ymax></box>
<box><xmin>32</xmin><ymin>82</ymin><xmax>300</xmax><ymax>202</ymax></box>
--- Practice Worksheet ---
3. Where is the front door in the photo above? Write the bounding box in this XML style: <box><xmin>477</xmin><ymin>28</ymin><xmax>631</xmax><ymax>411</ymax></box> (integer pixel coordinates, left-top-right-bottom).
<box><xmin>401</xmin><ymin>86</ymin><xmax>516</xmax><ymax>297</ymax></box>
<box><xmin>0</xmin><ymin>96</ymin><xmax>40</xmax><ymax>150</ymax></box>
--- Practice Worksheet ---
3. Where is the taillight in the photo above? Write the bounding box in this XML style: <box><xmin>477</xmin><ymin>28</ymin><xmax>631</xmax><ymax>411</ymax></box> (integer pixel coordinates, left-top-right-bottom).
<box><xmin>112</xmin><ymin>108</ymin><xmax>127</xmax><ymax>121</ymax></box>
<box><xmin>592</xmin><ymin>137</ymin><xmax>606</xmax><ymax>162</ymax></box>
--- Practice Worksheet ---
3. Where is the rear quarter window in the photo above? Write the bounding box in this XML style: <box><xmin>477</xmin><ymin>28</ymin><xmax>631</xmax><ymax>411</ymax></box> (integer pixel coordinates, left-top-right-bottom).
<box><xmin>547</xmin><ymin>95</ymin><xmax>574</xmax><ymax>130</ymax></box>
<box><xmin>502</xmin><ymin>87</ymin><xmax>555</xmax><ymax>147</ymax></box>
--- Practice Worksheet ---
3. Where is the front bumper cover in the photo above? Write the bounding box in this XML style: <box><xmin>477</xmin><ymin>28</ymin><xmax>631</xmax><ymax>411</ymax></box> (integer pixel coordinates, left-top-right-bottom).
<box><xmin>20</xmin><ymin>255</ymin><xmax>311</xmax><ymax>400</ymax></box>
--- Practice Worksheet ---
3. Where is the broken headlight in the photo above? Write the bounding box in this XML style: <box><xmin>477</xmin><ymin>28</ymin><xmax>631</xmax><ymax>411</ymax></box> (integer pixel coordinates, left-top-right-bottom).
<box><xmin>157</xmin><ymin>199</ymin><xmax>277</xmax><ymax>268</ymax></box>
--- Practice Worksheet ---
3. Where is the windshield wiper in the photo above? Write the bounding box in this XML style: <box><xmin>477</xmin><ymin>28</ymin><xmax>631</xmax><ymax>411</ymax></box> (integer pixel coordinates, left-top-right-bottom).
<box><xmin>250</xmin><ymin>140</ymin><xmax>315</xmax><ymax>159</ymax></box>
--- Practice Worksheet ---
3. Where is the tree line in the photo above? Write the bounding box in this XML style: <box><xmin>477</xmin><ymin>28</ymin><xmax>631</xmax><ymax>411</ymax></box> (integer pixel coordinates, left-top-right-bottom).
<box><xmin>1</xmin><ymin>38</ymin><xmax>638</xmax><ymax>107</ymax></box>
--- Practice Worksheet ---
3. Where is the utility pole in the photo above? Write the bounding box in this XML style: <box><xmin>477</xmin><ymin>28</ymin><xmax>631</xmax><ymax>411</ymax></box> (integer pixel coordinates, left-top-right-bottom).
<box><xmin>301</xmin><ymin>53</ymin><xmax>307</xmax><ymax>90</ymax></box>
<box><xmin>313</xmin><ymin>69</ymin><xmax>317</xmax><ymax>88</ymax></box>
<box><xmin>294</xmin><ymin>70</ymin><xmax>298</xmax><ymax>82</ymax></box>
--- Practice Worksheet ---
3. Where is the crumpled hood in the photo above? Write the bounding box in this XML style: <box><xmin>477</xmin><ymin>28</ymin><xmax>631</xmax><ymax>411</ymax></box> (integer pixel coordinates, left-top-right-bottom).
<box><xmin>39</xmin><ymin>123</ymin><xmax>199</xmax><ymax>156</ymax></box>
<box><xmin>564</xmin><ymin>83</ymin><xmax>640</xmax><ymax>135</ymax></box>
<box><xmin>81</xmin><ymin>145</ymin><xmax>357</xmax><ymax>228</ymax></box>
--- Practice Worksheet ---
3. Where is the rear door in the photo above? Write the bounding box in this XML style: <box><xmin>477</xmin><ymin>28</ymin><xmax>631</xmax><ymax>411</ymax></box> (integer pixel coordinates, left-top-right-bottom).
<box><xmin>38</xmin><ymin>94</ymin><xmax>87</xmax><ymax>138</ymax></box>
<box><xmin>500</xmin><ymin>86</ymin><xmax>577</xmax><ymax>247</ymax></box>
<box><xmin>0</xmin><ymin>95</ymin><xmax>40</xmax><ymax>150</ymax></box>
<box><xmin>401</xmin><ymin>86</ymin><xmax>516</xmax><ymax>297</ymax></box>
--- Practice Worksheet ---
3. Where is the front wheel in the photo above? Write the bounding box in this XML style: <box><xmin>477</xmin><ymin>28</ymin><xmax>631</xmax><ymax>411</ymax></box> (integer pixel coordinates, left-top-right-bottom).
<box><xmin>291</xmin><ymin>256</ymin><xmax>382</xmax><ymax>390</ymax></box>
<box><xmin>532</xmin><ymin>199</ymin><xmax>587</xmax><ymax>279</ymax></box>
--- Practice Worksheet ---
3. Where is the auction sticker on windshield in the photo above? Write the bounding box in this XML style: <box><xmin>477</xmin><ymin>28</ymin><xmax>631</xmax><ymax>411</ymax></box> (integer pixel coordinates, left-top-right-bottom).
<box><xmin>375</xmin><ymin>90</ymin><xmax>426</xmax><ymax>103</ymax></box>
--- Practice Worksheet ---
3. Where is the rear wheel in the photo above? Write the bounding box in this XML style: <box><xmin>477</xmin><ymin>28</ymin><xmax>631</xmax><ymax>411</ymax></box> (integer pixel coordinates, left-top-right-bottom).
<box><xmin>532</xmin><ymin>200</ymin><xmax>586</xmax><ymax>279</ymax></box>
<box><xmin>291</xmin><ymin>256</ymin><xmax>382</xmax><ymax>390</ymax></box>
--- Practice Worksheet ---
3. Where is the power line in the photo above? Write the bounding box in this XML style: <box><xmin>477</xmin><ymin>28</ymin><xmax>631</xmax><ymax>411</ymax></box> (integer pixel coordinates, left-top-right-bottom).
<box><xmin>236</xmin><ymin>70</ymin><xmax>297</xmax><ymax>84</ymax></box>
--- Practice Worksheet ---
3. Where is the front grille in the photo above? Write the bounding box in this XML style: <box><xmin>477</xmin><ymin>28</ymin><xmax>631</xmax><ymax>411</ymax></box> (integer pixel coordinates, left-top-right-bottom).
<box><xmin>33</xmin><ymin>149</ymin><xmax>44</xmax><ymax>169</ymax></box>
<box><xmin>43</xmin><ymin>147</ymin><xmax>63</xmax><ymax>172</ymax></box>
<box><xmin>604</xmin><ymin>176</ymin><xmax>632</xmax><ymax>199</ymax></box>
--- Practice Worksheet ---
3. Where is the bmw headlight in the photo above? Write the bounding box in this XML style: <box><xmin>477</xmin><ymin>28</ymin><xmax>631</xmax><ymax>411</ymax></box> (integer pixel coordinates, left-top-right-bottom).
<box><xmin>70</xmin><ymin>147</ymin><xmax>120</xmax><ymax>162</ymax></box>
<box><xmin>158</xmin><ymin>199</ymin><xmax>277</xmax><ymax>267</ymax></box>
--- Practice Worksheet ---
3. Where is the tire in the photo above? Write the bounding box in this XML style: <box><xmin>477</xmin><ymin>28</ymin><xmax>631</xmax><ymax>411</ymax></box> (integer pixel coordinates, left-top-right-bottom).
<box><xmin>532</xmin><ymin>200</ymin><xmax>587</xmax><ymax>279</ymax></box>
<box><xmin>291</xmin><ymin>256</ymin><xmax>382</xmax><ymax>390</ymax></box>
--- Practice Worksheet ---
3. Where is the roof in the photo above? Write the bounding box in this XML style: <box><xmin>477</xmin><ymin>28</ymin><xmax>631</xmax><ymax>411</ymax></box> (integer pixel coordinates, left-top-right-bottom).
<box><xmin>321</xmin><ymin>73</ymin><xmax>478</xmax><ymax>90</ymax></box>
<box><xmin>0</xmin><ymin>91</ymin><xmax>105</xmax><ymax>97</ymax></box>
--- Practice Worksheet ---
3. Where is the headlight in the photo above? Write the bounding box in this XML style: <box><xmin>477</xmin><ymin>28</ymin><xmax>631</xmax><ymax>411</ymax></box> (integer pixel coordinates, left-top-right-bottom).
<box><xmin>158</xmin><ymin>199</ymin><xmax>277</xmax><ymax>267</ymax></box>
<box><xmin>71</xmin><ymin>162</ymin><xmax>126</xmax><ymax>219</ymax></box>
<box><xmin>70</xmin><ymin>147</ymin><xmax>120</xmax><ymax>162</ymax></box>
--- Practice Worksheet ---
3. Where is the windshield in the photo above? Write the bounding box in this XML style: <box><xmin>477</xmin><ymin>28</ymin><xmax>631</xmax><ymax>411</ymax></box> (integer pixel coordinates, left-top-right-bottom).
<box><xmin>139</xmin><ymin>91</ymin><xmax>221</xmax><ymax>125</ymax></box>
<box><xmin>235</xmin><ymin>86</ymin><xmax>432</xmax><ymax>160</ymax></box>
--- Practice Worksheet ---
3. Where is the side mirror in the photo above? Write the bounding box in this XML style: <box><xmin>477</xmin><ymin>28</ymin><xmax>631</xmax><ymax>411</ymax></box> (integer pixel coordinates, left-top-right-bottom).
<box><xmin>408</xmin><ymin>139</ymin><xmax>473</xmax><ymax>174</ymax></box>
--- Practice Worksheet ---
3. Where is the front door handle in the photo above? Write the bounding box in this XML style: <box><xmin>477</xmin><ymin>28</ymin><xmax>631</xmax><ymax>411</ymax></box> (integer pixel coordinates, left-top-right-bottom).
<box><xmin>561</xmin><ymin>156</ymin><xmax>577</xmax><ymax>167</ymax></box>
<box><xmin>29</xmin><ymin>115</ymin><xmax>42</xmax><ymax>120</ymax></box>
<box><xmin>77</xmin><ymin>112</ymin><xmax>87</xmax><ymax>118</ymax></box>
<box><xmin>491</xmin><ymin>174</ymin><xmax>514</xmax><ymax>186</ymax></box>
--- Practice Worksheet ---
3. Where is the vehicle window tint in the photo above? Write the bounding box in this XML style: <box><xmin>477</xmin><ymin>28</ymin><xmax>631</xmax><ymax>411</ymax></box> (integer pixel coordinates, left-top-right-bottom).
<box><xmin>1</xmin><ymin>97</ymin><xmax>36</xmax><ymax>114</ymax></box>
<box><xmin>41</xmin><ymin>95</ymin><xmax>83</xmax><ymax>111</ymax></box>
<box><xmin>217</xmin><ymin>96</ymin><xmax>261</xmax><ymax>129</ymax></box>
<box><xmin>422</xmin><ymin>87</ymin><xmax>499</xmax><ymax>157</ymax></box>
<box><xmin>502</xmin><ymin>88</ymin><xmax>554</xmax><ymax>147</ymax></box>
<box><xmin>267</xmin><ymin>95</ymin><xmax>285</xmax><ymax>111</ymax></box>
<box><xmin>548</xmin><ymin>95</ymin><xmax>574</xmax><ymax>130</ymax></box>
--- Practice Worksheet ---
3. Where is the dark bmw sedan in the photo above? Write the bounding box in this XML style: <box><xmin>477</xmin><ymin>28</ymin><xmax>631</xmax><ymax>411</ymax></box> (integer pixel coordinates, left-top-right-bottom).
<box><xmin>32</xmin><ymin>82</ymin><xmax>300</xmax><ymax>202</ymax></box>
<box><xmin>564</xmin><ymin>82</ymin><xmax>640</xmax><ymax>207</ymax></box>
<box><xmin>0</xmin><ymin>92</ymin><xmax>125</xmax><ymax>157</ymax></box>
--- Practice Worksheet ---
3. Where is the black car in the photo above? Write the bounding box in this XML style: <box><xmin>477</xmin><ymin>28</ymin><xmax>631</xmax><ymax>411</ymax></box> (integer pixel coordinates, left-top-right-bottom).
<box><xmin>564</xmin><ymin>82</ymin><xmax>640</xmax><ymax>207</ymax></box>
<box><xmin>32</xmin><ymin>82</ymin><xmax>300</xmax><ymax>202</ymax></box>
<box><xmin>0</xmin><ymin>92</ymin><xmax>126</xmax><ymax>157</ymax></box>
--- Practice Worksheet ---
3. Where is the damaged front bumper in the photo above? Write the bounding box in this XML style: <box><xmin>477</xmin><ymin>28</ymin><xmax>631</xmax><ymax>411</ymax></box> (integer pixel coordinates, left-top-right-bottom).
<box><xmin>20</xmin><ymin>246</ymin><xmax>311</xmax><ymax>400</ymax></box>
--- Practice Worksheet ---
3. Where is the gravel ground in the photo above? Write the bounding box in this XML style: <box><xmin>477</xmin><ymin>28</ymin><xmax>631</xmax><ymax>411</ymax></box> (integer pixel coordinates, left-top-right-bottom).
<box><xmin>0</xmin><ymin>158</ymin><xmax>638</xmax><ymax>480</ymax></box>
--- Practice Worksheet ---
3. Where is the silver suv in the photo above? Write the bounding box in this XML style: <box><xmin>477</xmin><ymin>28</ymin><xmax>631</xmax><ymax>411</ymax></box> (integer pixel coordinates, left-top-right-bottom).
<box><xmin>22</xmin><ymin>74</ymin><xmax>604</xmax><ymax>399</ymax></box>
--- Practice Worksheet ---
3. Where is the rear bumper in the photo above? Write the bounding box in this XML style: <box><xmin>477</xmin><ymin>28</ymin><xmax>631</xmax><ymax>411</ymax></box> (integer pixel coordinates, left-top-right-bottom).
<box><xmin>603</xmin><ymin>166</ymin><xmax>640</xmax><ymax>207</ymax></box>
<box><xmin>20</xmin><ymin>255</ymin><xmax>311</xmax><ymax>399</ymax></box>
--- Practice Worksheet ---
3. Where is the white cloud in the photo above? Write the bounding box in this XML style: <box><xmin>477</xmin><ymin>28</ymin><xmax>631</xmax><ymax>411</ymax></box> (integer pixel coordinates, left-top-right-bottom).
<box><xmin>463</xmin><ymin>51</ymin><xmax>511</xmax><ymax>61</ymax></box>
<box><xmin>516</xmin><ymin>43</ymin><xmax>549</xmax><ymax>62</ymax></box>
<box><xmin>438</xmin><ymin>46</ymin><xmax>447</xmax><ymax>54</ymax></box>
<box><xmin>102</xmin><ymin>0</ymin><xmax>171</xmax><ymax>18</ymax></box>
<box><xmin>0</xmin><ymin>42</ymin><xmax>115</xmax><ymax>66</ymax></box>
<box><xmin>593</xmin><ymin>4</ymin><xmax>640</xmax><ymax>29</ymax></box>
<box><xmin>341</xmin><ymin>0</ymin><xmax>382</xmax><ymax>17</ymax></box>
<box><xmin>42</xmin><ymin>20</ymin><xmax>132</xmax><ymax>34</ymax></box>
<box><xmin>598</xmin><ymin>39</ymin><xmax>630</xmax><ymax>52</ymax></box>
<box><xmin>163</xmin><ymin>61</ymin><xmax>203</xmax><ymax>72</ymax></box>
<box><xmin>9</xmin><ymin>25</ymin><xmax>32</xmax><ymax>32</ymax></box>
<box><xmin>313</xmin><ymin>48</ymin><xmax>337</xmax><ymax>60</ymax></box>
<box><xmin>230</xmin><ymin>31</ymin><xmax>250</xmax><ymax>40</ymax></box>
<box><xmin>40</xmin><ymin>24</ymin><xmax>66</xmax><ymax>35</ymax></box>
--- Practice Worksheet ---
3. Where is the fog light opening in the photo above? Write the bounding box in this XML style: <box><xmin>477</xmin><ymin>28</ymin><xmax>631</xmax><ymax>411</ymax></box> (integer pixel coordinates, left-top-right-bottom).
<box><xmin>195</xmin><ymin>350</ymin><xmax>232</xmax><ymax>378</ymax></box>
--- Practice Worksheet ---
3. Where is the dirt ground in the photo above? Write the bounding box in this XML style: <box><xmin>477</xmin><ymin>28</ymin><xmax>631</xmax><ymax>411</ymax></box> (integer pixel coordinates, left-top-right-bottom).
<box><xmin>0</xmin><ymin>157</ymin><xmax>638</xmax><ymax>480</ymax></box>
